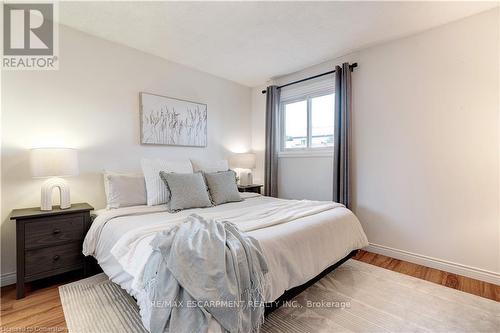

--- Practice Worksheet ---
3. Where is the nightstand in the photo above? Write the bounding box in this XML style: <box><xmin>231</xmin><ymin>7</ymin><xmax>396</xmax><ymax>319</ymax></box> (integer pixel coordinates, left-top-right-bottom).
<box><xmin>10</xmin><ymin>203</ymin><xmax>93</xmax><ymax>299</ymax></box>
<box><xmin>237</xmin><ymin>184</ymin><xmax>263</xmax><ymax>194</ymax></box>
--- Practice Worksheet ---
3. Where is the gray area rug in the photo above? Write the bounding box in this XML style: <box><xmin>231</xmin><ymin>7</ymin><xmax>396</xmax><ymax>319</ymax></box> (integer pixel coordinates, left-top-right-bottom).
<box><xmin>59</xmin><ymin>260</ymin><xmax>499</xmax><ymax>332</ymax></box>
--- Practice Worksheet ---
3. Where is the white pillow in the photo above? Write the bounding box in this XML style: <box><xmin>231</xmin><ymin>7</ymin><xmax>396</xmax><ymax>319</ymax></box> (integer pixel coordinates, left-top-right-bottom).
<box><xmin>190</xmin><ymin>159</ymin><xmax>229</xmax><ymax>173</ymax></box>
<box><xmin>103</xmin><ymin>172</ymin><xmax>146</xmax><ymax>209</ymax></box>
<box><xmin>141</xmin><ymin>158</ymin><xmax>193</xmax><ymax>206</ymax></box>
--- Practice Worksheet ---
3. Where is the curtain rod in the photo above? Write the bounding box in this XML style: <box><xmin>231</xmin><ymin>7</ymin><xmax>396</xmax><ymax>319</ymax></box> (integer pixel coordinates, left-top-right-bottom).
<box><xmin>261</xmin><ymin>62</ymin><xmax>357</xmax><ymax>94</ymax></box>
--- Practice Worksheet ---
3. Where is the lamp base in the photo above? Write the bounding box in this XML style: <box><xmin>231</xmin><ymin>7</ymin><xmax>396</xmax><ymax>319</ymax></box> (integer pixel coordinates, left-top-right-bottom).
<box><xmin>238</xmin><ymin>170</ymin><xmax>253</xmax><ymax>186</ymax></box>
<box><xmin>41</xmin><ymin>177</ymin><xmax>71</xmax><ymax>211</ymax></box>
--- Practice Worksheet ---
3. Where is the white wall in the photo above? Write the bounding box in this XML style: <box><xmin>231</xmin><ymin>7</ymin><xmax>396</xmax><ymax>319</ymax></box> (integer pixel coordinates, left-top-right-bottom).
<box><xmin>278</xmin><ymin>156</ymin><xmax>333</xmax><ymax>200</ymax></box>
<box><xmin>252</xmin><ymin>9</ymin><xmax>500</xmax><ymax>280</ymax></box>
<box><xmin>1</xmin><ymin>25</ymin><xmax>252</xmax><ymax>280</ymax></box>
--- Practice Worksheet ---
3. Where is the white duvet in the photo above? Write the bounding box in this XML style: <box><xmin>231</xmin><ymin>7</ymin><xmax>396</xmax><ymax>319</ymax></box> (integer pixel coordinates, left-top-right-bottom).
<box><xmin>83</xmin><ymin>193</ymin><xmax>368</xmax><ymax>330</ymax></box>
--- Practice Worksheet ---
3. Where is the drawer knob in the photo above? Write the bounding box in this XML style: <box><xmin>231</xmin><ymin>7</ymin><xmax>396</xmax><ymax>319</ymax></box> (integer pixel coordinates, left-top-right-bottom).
<box><xmin>53</xmin><ymin>255</ymin><xmax>60</xmax><ymax>261</ymax></box>
<box><xmin>53</xmin><ymin>229</ymin><xmax>61</xmax><ymax>235</ymax></box>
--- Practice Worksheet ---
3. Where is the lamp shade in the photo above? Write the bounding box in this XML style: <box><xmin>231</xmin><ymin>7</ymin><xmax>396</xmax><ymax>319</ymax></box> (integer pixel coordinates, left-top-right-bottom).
<box><xmin>30</xmin><ymin>148</ymin><xmax>79</xmax><ymax>178</ymax></box>
<box><xmin>230</xmin><ymin>153</ymin><xmax>256</xmax><ymax>169</ymax></box>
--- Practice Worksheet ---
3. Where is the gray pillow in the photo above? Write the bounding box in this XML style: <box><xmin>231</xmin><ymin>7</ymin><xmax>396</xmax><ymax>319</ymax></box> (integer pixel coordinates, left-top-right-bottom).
<box><xmin>159</xmin><ymin>172</ymin><xmax>213</xmax><ymax>212</ymax></box>
<box><xmin>204</xmin><ymin>170</ymin><xmax>242</xmax><ymax>205</ymax></box>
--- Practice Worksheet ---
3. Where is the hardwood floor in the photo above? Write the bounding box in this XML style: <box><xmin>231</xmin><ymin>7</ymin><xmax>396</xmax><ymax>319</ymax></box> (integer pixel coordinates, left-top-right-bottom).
<box><xmin>1</xmin><ymin>271</ymin><xmax>81</xmax><ymax>332</ymax></box>
<box><xmin>353</xmin><ymin>250</ymin><xmax>500</xmax><ymax>301</ymax></box>
<box><xmin>1</xmin><ymin>251</ymin><xmax>498</xmax><ymax>332</ymax></box>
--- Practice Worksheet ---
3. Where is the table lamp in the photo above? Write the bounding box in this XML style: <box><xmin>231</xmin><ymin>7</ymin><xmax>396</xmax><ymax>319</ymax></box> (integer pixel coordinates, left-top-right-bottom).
<box><xmin>30</xmin><ymin>148</ymin><xmax>79</xmax><ymax>211</ymax></box>
<box><xmin>230</xmin><ymin>153</ymin><xmax>256</xmax><ymax>186</ymax></box>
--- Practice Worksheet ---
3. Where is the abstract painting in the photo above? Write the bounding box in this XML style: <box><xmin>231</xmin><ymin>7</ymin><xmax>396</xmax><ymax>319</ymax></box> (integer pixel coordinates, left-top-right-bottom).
<box><xmin>140</xmin><ymin>92</ymin><xmax>207</xmax><ymax>147</ymax></box>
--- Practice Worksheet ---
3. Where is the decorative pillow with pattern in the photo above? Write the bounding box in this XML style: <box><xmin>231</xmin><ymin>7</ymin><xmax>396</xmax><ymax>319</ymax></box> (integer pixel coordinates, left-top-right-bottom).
<box><xmin>159</xmin><ymin>171</ymin><xmax>213</xmax><ymax>212</ymax></box>
<box><xmin>204</xmin><ymin>170</ymin><xmax>242</xmax><ymax>205</ymax></box>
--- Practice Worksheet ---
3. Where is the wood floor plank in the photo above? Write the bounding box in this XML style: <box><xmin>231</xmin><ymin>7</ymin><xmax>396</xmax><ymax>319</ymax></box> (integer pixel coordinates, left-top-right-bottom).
<box><xmin>423</xmin><ymin>266</ymin><xmax>445</xmax><ymax>285</ymax></box>
<box><xmin>362</xmin><ymin>251</ymin><xmax>378</xmax><ymax>264</ymax></box>
<box><xmin>1</xmin><ymin>250</ymin><xmax>497</xmax><ymax>332</ymax></box>
<box><xmin>444</xmin><ymin>273</ymin><xmax>460</xmax><ymax>289</ymax></box>
<box><xmin>370</xmin><ymin>253</ymin><xmax>393</xmax><ymax>268</ymax></box>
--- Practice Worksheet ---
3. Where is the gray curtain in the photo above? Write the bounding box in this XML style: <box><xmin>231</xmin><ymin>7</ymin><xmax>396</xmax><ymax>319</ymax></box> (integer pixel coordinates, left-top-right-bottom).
<box><xmin>333</xmin><ymin>63</ymin><xmax>352</xmax><ymax>207</ymax></box>
<box><xmin>264</xmin><ymin>86</ymin><xmax>280</xmax><ymax>197</ymax></box>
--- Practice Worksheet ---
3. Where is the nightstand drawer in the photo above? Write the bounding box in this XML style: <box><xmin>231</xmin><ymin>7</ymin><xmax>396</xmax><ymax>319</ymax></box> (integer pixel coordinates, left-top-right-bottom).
<box><xmin>25</xmin><ymin>214</ymin><xmax>85</xmax><ymax>249</ymax></box>
<box><xmin>25</xmin><ymin>242</ymin><xmax>83</xmax><ymax>277</ymax></box>
<box><xmin>11</xmin><ymin>203</ymin><xmax>94</xmax><ymax>298</ymax></box>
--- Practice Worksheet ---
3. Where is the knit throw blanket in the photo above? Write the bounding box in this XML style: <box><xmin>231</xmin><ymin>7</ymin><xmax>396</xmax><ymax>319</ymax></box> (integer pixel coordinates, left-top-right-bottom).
<box><xmin>143</xmin><ymin>214</ymin><xmax>268</xmax><ymax>333</ymax></box>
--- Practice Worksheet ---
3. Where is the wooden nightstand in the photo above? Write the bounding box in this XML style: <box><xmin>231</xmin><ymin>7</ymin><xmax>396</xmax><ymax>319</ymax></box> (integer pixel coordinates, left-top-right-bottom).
<box><xmin>10</xmin><ymin>203</ymin><xmax>93</xmax><ymax>299</ymax></box>
<box><xmin>237</xmin><ymin>184</ymin><xmax>263</xmax><ymax>194</ymax></box>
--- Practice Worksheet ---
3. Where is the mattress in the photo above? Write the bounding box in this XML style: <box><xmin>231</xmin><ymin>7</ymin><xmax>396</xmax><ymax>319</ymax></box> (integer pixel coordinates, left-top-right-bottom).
<box><xmin>88</xmin><ymin>193</ymin><xmax>368</xmax><ymax>304</ymax></box>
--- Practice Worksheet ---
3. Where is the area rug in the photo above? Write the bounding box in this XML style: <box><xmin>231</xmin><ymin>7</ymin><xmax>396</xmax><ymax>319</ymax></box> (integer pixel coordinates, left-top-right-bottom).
<box><xmin>59</xmin><ymin>260</ymin><xmax>499</xmax><ymax>332</ymax></box>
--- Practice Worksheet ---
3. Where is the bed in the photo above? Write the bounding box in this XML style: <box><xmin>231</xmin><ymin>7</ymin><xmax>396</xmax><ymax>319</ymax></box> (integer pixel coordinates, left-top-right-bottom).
<box><xmin>83</xmin><ymin>192</ymin><xmax>368</xmax><ymax>331</ymax></box>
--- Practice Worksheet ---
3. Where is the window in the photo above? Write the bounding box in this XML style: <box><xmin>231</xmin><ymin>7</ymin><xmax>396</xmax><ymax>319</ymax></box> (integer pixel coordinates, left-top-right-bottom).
<box><xmin>280</xmin><ymin>92</ymin><xmax>334</xmax><ymax>152</ymax></box>
<box><xmin>284</xmin><ymin>100</ymin><xmax>307</xmax><ymax>149</ymax></box>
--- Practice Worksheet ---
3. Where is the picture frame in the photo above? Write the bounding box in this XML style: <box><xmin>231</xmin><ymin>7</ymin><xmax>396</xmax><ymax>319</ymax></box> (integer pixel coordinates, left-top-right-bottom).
<box><xmin>140</xmin><ymin>92</ymin><xmax>207</xmax><ymax>147</ymax></box>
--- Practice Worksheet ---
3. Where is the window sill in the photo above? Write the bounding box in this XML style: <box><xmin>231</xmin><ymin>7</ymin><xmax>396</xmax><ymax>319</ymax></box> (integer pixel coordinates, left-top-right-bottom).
<box><xmin>278</xmin><ymin>150</ymin><xmax>333</xmax><ymax>158</ymax></box>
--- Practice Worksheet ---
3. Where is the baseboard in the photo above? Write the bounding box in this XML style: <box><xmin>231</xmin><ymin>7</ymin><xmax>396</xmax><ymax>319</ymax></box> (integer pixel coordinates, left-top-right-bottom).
<box><xmin>366</xmin><ymin>243</ymin><xmax>500</xmax><ymax>286</ymax></box>
<box><xmin>1</xmin><ymin>271</ymin><xmax>16</xmax><ymax>287</ymax></box>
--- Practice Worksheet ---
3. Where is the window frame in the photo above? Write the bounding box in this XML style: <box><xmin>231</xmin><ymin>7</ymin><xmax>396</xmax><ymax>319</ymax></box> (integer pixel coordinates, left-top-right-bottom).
<box><xmin>279</xmin><ymin>89</ymin><xmax>335</xmax><ymax>155</ymax></box>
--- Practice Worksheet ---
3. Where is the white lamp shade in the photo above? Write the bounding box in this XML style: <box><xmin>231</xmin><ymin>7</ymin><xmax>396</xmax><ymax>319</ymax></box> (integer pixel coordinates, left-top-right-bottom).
<box><xmin>230</xmin><ymin>153</ymin><xmax>256</xmax><ymax>169</ymax></box>
<box><xmin>30</xmin><ymin>148</ymin><xmax>79</xmax><ymax>178</ymax></box>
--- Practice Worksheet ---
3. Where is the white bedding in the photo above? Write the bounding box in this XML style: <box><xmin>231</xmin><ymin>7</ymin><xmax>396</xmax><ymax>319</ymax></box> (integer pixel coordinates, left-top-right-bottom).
<box><xmin>84</xmin><ymin>193</ymin><xmax>368</xmax><ymax>329</ymax></box>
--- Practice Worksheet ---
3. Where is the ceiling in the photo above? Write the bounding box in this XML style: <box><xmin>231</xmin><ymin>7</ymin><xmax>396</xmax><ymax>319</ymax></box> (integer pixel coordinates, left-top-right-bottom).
<box><xmin>59</xmin><ymin>1</ymin><xmax>498</xmax><ymax>87</ymax></box>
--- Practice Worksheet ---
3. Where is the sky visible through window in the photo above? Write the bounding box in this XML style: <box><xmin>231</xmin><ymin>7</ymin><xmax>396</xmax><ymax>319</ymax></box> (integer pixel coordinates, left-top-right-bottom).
<box><xmin>284</xmin><ymin>93</ymin><xmax>334</xmax><ymax>149</ymax></box>
<box><xmin>285</xmin><ymin>100</ymin><xmax>307</xmax><ymax>148</ymax></box>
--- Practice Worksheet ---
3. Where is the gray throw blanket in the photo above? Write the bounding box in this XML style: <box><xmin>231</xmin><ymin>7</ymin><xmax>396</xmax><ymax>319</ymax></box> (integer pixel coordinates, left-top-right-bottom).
<box><xmin>143</xmin><ymin>214</ymin><xmax>268</xmax><ymax>333</ymax></box>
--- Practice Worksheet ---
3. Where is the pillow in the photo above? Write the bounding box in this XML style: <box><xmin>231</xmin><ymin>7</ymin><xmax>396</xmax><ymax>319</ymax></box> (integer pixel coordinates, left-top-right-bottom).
<box><xmin>103</xmin><ymin>172</ymin><xmax>146</xmax><ymax>209</ymax></box>
<box><xmin>191</xmin><ymin>159</ymin><xmax>229</xmax><ymax>173</ymax></box>
<box><xmin>204</xmin><ymin>170</ymin><xmax>242</xmax><ymax>205</ymax></box>
<box><xmin>159</xmin><ymin>171</ymin><xmax>213</xmax><ymax>212</ymax></box>
<box><xmin>141</xmin><ymin>159</ymin><xmax>193</xmax><ymax>206</ymax></box>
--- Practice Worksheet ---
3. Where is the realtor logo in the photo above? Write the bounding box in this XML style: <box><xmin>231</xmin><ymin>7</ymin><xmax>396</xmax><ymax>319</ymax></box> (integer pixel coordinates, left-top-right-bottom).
<box><xmin>2</xmin><ymin>2</ymin><xmax>58</xmax><ymax>70</ymax></box>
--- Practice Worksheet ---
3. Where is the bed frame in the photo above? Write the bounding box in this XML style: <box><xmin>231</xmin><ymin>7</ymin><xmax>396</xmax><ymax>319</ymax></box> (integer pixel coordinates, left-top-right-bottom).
<box><xmin>264</xmin><ymin>249</ymin><xmax>358</xmax><ymax>315</ymax></box>
<box><xmin>85</xmin><ymin>249</ymin><xmax>359</xmax><ymax>316</ymax></box>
